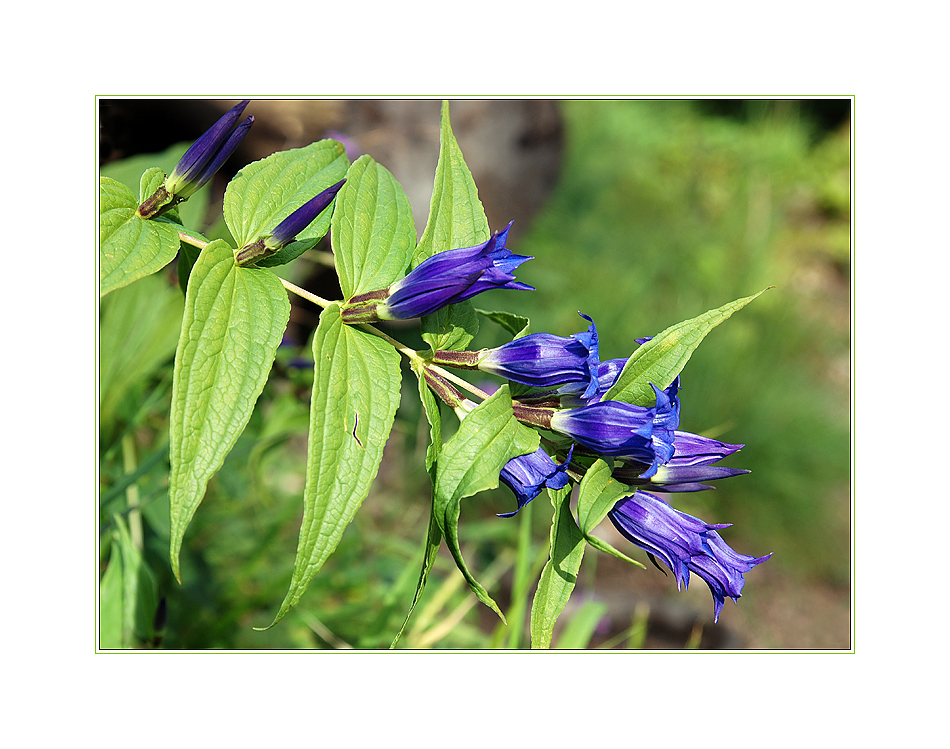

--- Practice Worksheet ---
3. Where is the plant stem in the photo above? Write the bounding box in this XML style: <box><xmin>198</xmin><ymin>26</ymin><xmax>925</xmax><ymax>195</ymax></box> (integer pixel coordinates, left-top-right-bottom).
<box><xmin>278</xmin><ymin>277</ymin><xmax>492</xmax><ymax>404</ymax></box>
<box><xmin>121</xmin><ymin>433</ymin><xmax>144</xmax><ymax>551</ymax></box>
<box><xmin>278</xmin><ymin>277</ymin><xmax>335</xmax><ymax>309</ymax></box>
<box><xmin>177</xmin><ymin>229</ymin><xmax>209</xmax><ymax>250</ymax></box>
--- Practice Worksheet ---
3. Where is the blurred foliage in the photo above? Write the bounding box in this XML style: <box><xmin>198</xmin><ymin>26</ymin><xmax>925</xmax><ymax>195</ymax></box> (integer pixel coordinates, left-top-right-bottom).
<box><xmin>497</xmin><ymin>100</ymin><xmax>851</xmax><ymax>584</ymax></box>
<box><xmin>98</xmin><ymin>99</ymin><xmax>851</xmax><ymax>649</ymax></box>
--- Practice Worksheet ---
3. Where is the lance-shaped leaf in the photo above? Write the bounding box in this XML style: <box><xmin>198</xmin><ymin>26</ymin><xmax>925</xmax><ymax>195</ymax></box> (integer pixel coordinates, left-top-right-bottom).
<box><xmin>432</xmin><ymin>385</ymin><xmax>539</xmax><ymax>622</ymax></box>
<box><xmin>223</xmin><ymin>139</ymin><xmax>349</xmax><ymax>248</ymax></box>
<box><xmin>415</xmin><ymin>100</ymin><xmax>489</xmax><ymax>353</ymax></box>
<box><xmin>168</xmin><ymin>240</ymin><xmax>290</xmax><ymax>582</ymax></box>
<box><xmin>575</xmin><ymin>459</ymin><xmax>643</xmax><ymax>567</ymax></box>
<box><xmin>265</xmin><ymin>305</ymin><xmax>401</xmax><ymax>629</ymax></box>
<box><xmin>530</xmin><ymin>485</ymin><xmax>586</xmax><ymax>649</ymax></box>
<box><xmin>334</xmin><ymin>155</ymin><xmax>416</xmax><ymax>298</ymax></box>
<box><xmin>603</xmin><ymin>288</ymin><xmax>772</xmax><ymax>407</ymax></box>
<box><xmin>99</xmin><ymin>177</ymin><xmax>181</xmax><ymax>297</ymax></box>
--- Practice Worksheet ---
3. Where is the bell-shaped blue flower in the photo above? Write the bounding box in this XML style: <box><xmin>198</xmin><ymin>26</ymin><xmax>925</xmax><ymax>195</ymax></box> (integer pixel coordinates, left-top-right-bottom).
<box><xmin>477</xmin><ymin>313</ymin><xmax>600</xmax><ymax>400</ymax></box>
<box><xmin>341</xmin><ymin>222</ymin><xmax>533</xmax><ymax>323</ymax></box>
<box><xmin>548</xmin><ymin>396</ymin><xmax>656</xmax><ymax>460</ymax></box>
<box><xmin>607</xmin><ymin>490</ymin><xmax>771</xmax><ymax>621</ymax></box>
<box><xmin>165</xmin><ymin>100</ymin><xmax>254</xmax><ymax>200</ymax></box>
<box><xmin>549</xmin><ymin>382</ymin><xmax>677</xmax><ymax>478</ymax></box>
<box><xmin>497</xmin><ymin>446</ymin><xmax>574</xmax><ymax>518</ymax></box>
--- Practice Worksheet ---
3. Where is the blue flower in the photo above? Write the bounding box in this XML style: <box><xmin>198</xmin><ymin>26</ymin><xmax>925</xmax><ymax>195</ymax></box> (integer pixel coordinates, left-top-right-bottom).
<box><xmin>613</xmin><ymin>429</ymin><xmax>749</xmax><ymax>492</ymax></box>
<box><xmin>477</xmin><ymin>313</ymin><xmax>600</xmax><ymax>400</ymax></box>
<box><xmin>607</xmin><ymin>491</ymin><xmax>771</xmax><ymax>621</ymax></box>
<box><xmin>548</xmin><ymin>396</ymin><xmax>656</xmax><ymax>460</ymax></box>
<box><xmin>165</xmin><ymin>100</ymin><xmax>254</xmax><ymax>200</ymax></box>
<box><xmin>341</xmin><ymin>222</ymin><xmax>533</xmax><ymax>323</ymax></box>
<box><xmin>498</xmin><ymin>446</ymin><xmax>574</xmax><ymax>518</ymax></box>
<box><xmin>549</xmin><ymin>381</ymin><xmax>678</xmax><ymax>478</ymax></box>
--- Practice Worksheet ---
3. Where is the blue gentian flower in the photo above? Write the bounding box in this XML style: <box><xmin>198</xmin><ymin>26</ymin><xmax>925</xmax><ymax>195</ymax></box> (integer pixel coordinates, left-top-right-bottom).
<box><xmin>548</xmin><ymin>394</ymin><xmax>657</xmax><ymax>461</ymax></box>
<box><xmin>498</xmin><ymin>446</ymin><xmax>574</xmax><ymax>518</ymax></box>
<box><xmin>165</xmin><ymin>100</ymin><xmax>254</xmax><ymax>200</ymax></box>
<box><xmin>477</xmin><ymin>313</ymin><xmax>600</xmax><ymax>400</ymax></box>
<box><xmin>342</xmin><ymin>222</ymin><xmax>533</xmax><ymax>323</ymax></box>
<box><xmin>607</xmin><ymin>490</ymin><xmax>770</xmax><ymax>621</ymax></box>
<box><xmin>549</xmin><ymin>381</ymin><xmax>678</xmax><ymax>478</ymax></box>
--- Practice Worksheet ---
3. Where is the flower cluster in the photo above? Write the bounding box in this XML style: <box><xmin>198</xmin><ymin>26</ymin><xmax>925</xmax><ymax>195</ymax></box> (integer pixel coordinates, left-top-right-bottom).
<box><xmin>333</xmin><ymin>215</ymin><xmax>768</xmax><ymax>621</ymax></box>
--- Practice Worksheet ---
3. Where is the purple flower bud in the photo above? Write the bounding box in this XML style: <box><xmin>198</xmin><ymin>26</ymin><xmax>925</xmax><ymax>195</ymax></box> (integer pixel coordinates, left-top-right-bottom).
<box><xmin>608</xmin><ymin>491</ymin><xmax>770</xmax><ymax>621</ymax></box>
<box><xmin>268</xmin><ymin>179</ymin><xmax>346</xmax><ymax>248</ymax></box>
<box><xmin>478</xmin><ymin>312</ymin><xmax>600</xmax><ymax>399</ymax></box>
<box><xmin>666</xmin><ymin>431</ymin><xmax>744</xmax><ymax>467</ymax></box>
<box><xmin>498</xmin><ymin>446</ymin><xmax>574</xmax><ymax>518</ymax></box>
<box><xmin>165</xmin><ymin>100</ymin><xmax>253</xmax><ymax>199</ymax></box>
<box><xmin>343</xmin><ymin>222</ymin><xmax>533</xmax><ymax>323</ymax></box>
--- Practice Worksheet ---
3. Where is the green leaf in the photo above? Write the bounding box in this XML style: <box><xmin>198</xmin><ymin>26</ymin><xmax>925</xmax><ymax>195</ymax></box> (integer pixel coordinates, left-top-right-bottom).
<box><xmin>265</xmin><ymin>305</ymin><xmax>401</xmax><ymax>628</ymax></box>
<box><xmin>99</xmin><ymin>515</ymin><xmax>159</xmax><ymax>649</ymax></box>
<box><xmin>530</xmin><ymin>486</ymin><xmax>587</xmax><ymax>649</ymax></box>
<box><xmin>223</xmin><ymin>139</ymin><xmax>349</xmax><ymax>248</ymax></box>
<box><xmin>416</xmin><ymin>100</ymin><xmax>490</xmax><ymax>353</ymax></box>
<box><xmin>168</xmin><ymin>239</ymin><xmax>290</xmax><ymax>581</ymax></box>
<box><xmin>333</xmin><ymin>155</ymin><xmax>416</xmax><ymax>298</ymax></box>
<box><xmin>475</xmin><ymin>308</ymin><xmax>531</xmax><ymax>340</ymax></box>
<box><xmin>575</xmin><ymin>460</ymin><xmax>644</xmax><ymax>568</ymax></box>
<box><xmin>432</xmin><ymin>385</ymin><xmax>539</xmax><ymax>621</ymax></box>
<box><xmin>603</xmin><ymin>289</ymin><xmax>772</xmax><ymax>406</ymax></box>
<box><xmin>100</xmin><ymin>142</ymin><xmax>210</xmax><ymax>229</ymax></box>
<box><xmin>99</xmin><ymin>177</ymin><xmax>181</xmax><ymax>297</ymax></box>
<box><xmin>99</xmin><ymin>272</ymin><xmax>184</xmax><ymax>429</ymax></box>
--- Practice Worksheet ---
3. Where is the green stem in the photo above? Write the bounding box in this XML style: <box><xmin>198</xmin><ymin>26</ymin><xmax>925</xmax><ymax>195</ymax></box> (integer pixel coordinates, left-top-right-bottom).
<box><xmin>121</xmin><ymin>433</ymin><xmax>144</xmax><ymax>551</ymax></box>
<box><xmin>278</xmin><ymin>278</ymin><xmax>493</xmax><ymax>404</ymax></box>
<box><xmin>177</xmin><ymin>229</ymin><xmax>209</xmax><ymax>250</ymax></box>
<box><xmin>279</xmin><ymin>277</ymin><xmax>336</xmax><ymax>310</ymax></box>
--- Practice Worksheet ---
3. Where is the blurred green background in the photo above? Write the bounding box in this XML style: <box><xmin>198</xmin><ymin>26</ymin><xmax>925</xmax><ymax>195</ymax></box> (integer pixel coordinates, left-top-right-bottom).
<box><xmin>98</xmin><ymin>99</ymin><xmax>851</xmax><ymax>649</ymax></box>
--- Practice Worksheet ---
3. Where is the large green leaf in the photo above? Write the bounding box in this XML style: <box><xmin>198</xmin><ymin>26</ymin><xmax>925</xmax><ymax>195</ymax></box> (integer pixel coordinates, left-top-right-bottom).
<box><xmin>168</xmin><ymin>239</ymin><xmax>290</xmax><ymax>581</ymax></box>
<box><xmin>432</xmin><ymin>385</ymin><xmax>539</xmax><ymax>621</ymax></box>
<box><xmin>530</xmin><ymin>485</ymin><xmax>587</xmax><ymax>649</ymax></box>
<box><xmin>99</xmin><ymin>177</ymin><xmax>181</xmax><ymax>297</ymax></box>
<box><xmin>603</xmin><ymin>289</ymin><xmax>771</xmax><ymax>406</ymax></box>
<box><xmin>223</xmin><ymin>139</ymin><xmax>349</xmax><ymax>248</ymax></box>
<box><xmin>265</xmin><ymin>304</ymin><xmax>401</xmax><ymax>628</ymax></box>
<box><xmin>415</xmin><ymin>101</ymin><xmax>490</xmax><ymax>353</ymax></box>
<box><xmin>333</xmin><ymin>155</ymin><xmax>416</xmax><ymax>298</ymax></box>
